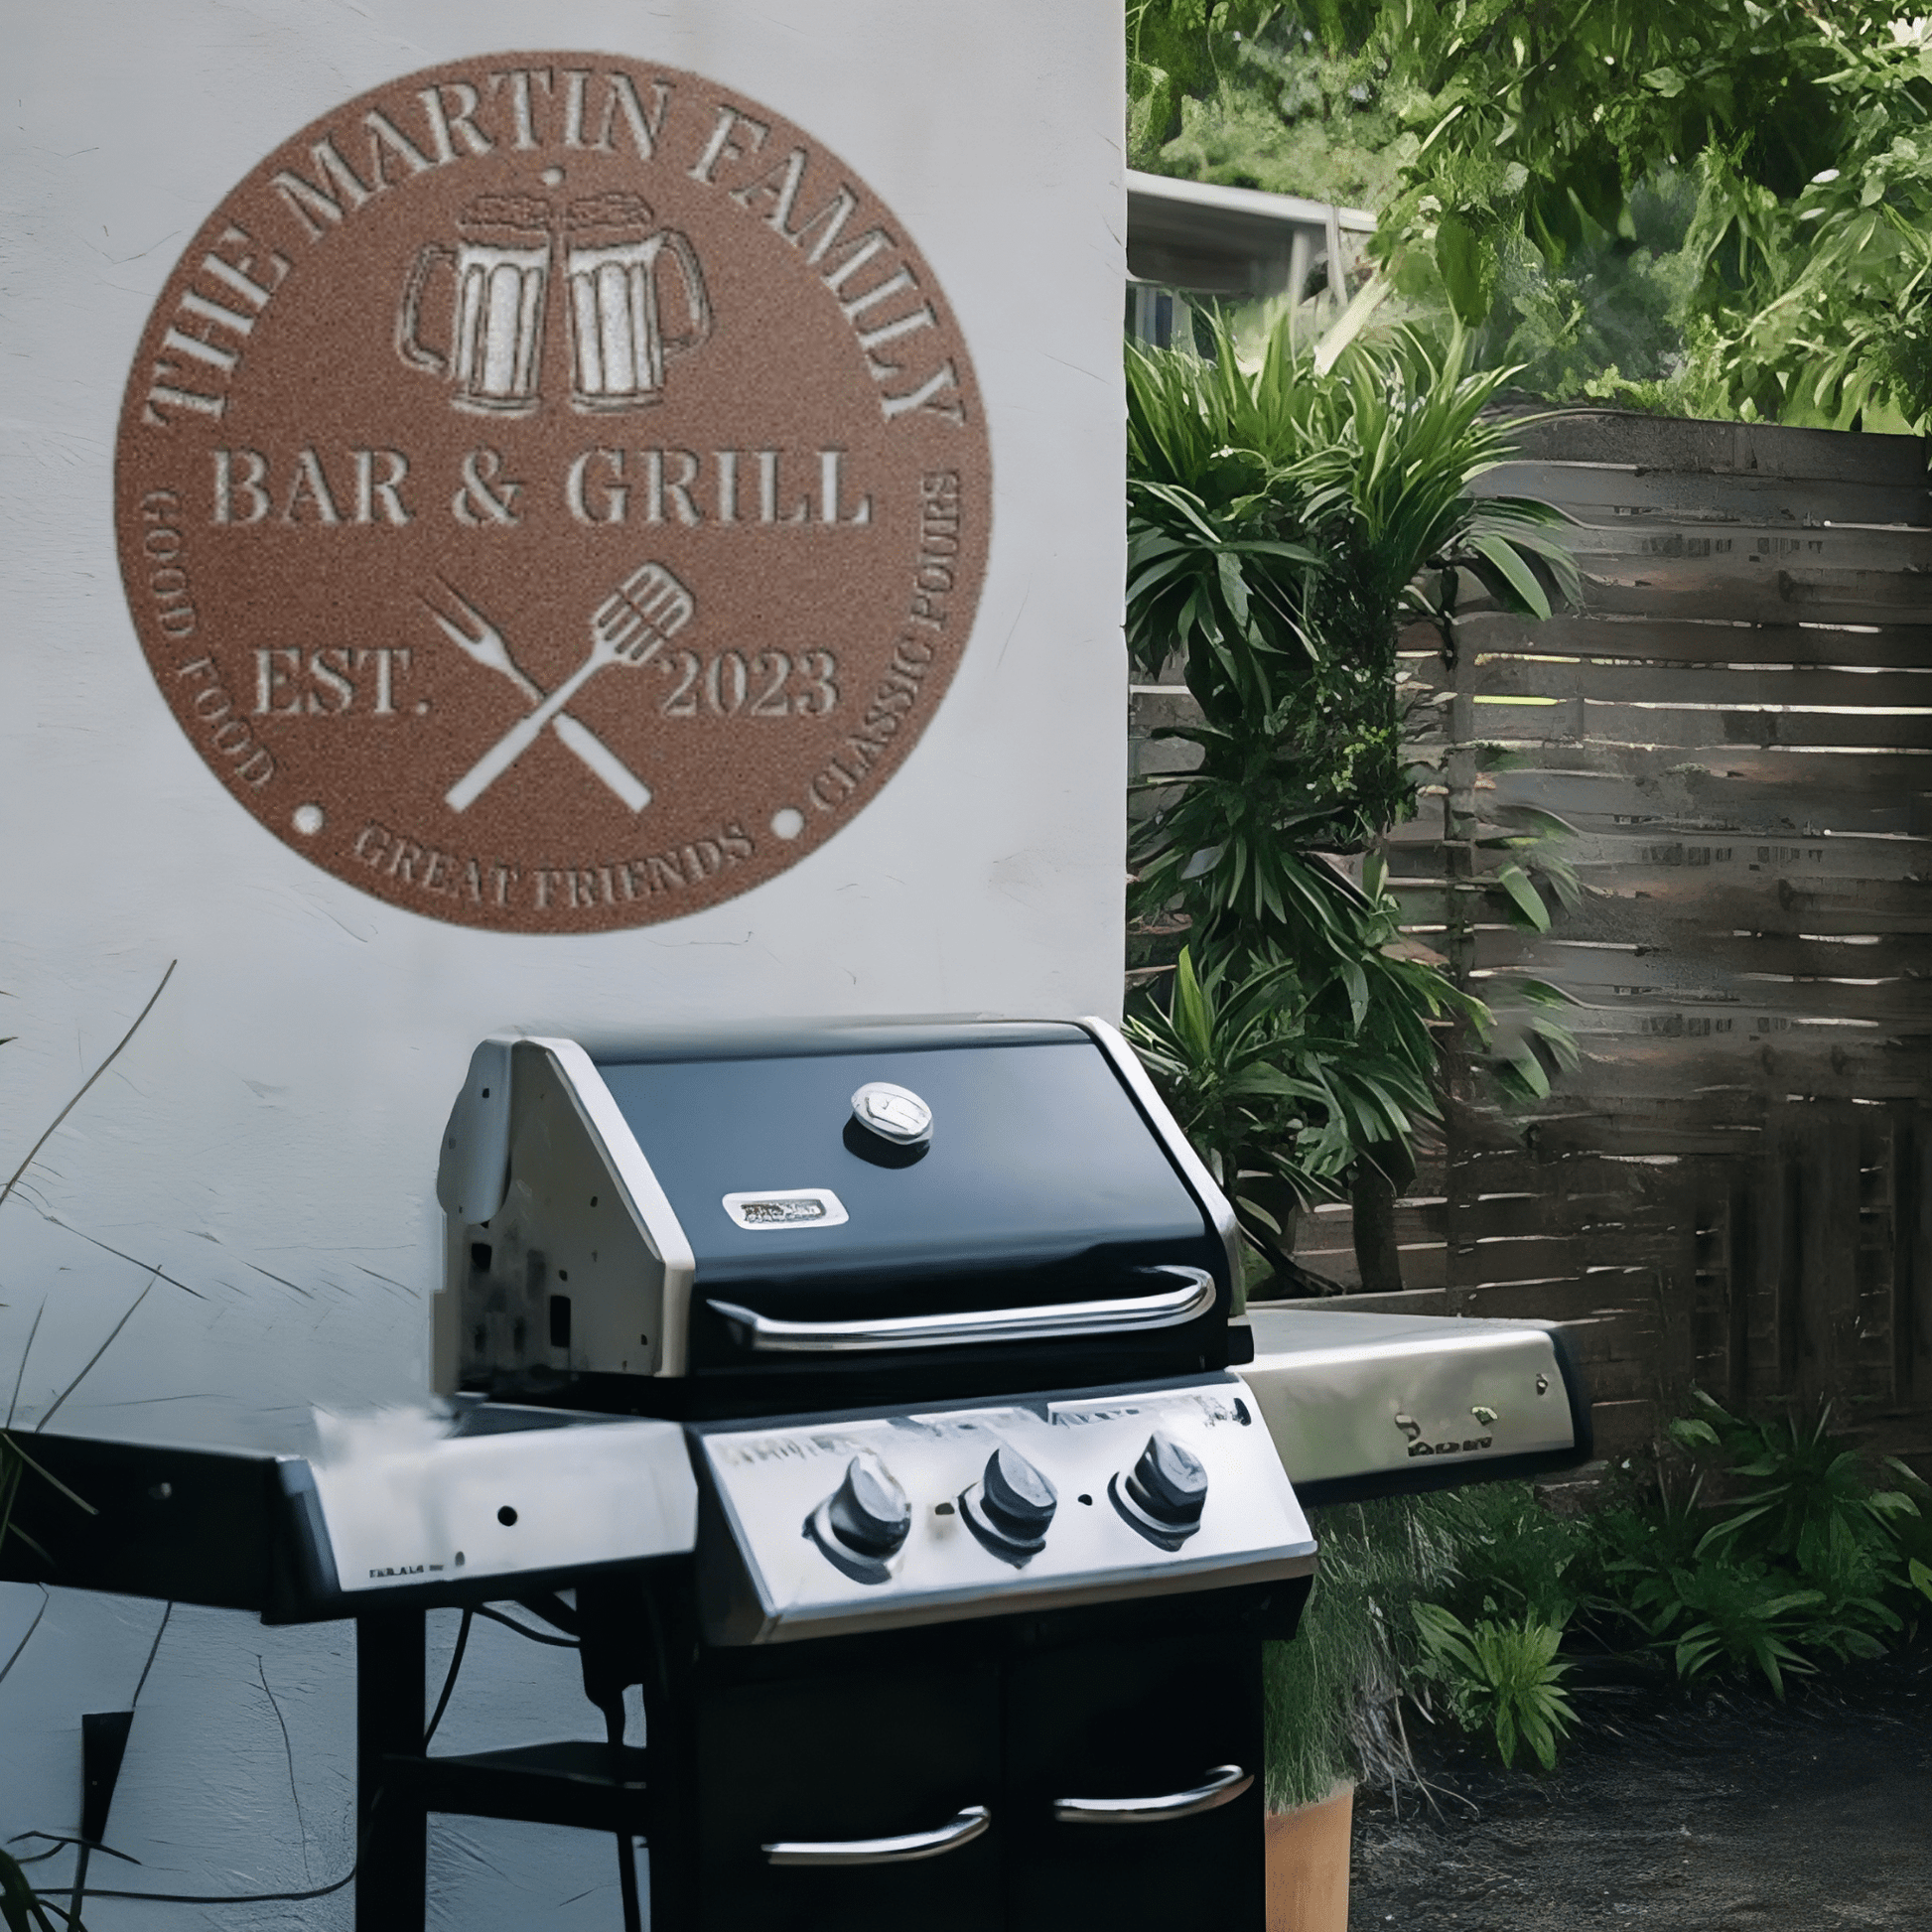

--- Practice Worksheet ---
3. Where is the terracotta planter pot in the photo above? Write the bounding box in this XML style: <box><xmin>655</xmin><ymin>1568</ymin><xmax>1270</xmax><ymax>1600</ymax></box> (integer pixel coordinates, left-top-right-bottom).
<box><xmin>1265</xmin><ymin>1784</ymin><xmax>1353</xmax><ymax>1932</ymax></box>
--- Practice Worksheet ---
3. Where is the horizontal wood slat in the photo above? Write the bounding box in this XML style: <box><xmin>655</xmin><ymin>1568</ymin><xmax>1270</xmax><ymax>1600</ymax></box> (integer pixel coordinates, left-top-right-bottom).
<box><xmin>1478</xmin><ymin>462</ymin><xmax>1931</xmax><ymax>529</ymax></box>
<box><xmin>1421</xmin><ymin>701</ymin><xmax>1932</xmax><ymax>751</ymax></box>
<box><xmin>1459</xmin><ymin>569</ymin><xmax>1930</xmax><ymax>628</ymax></box>
<box><xmin>1490</xmin><ymin>410</ymin><xmax>1928</xmax><ymax>484</ymax></box>
<box><xmin>1425</xmin><ymin>612</ymin><xmax>1932</xmax><ymax>670</ymax></box>
<box><xmin>1435</xmin><ymin>659</ymin><xmax>1932</xmax><ymax>711</ymax></box>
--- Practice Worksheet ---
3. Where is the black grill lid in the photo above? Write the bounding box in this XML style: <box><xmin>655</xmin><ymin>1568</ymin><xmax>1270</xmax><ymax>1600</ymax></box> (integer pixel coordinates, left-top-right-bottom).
<box><xmin>593</xmin><ymin>1026</ymin><xmax>1214</xmax><ymax>1294</ymax></box>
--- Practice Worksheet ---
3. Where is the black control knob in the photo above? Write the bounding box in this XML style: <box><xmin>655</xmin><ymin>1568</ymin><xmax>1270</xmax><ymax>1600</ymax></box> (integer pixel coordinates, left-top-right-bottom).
<box><xmin>824</xmin><ymin>1453</ymin><xmax>912</xmax><ymax>1558</ymax></box>
<box><xmin>962</xmin><ymin>1443</ymin><xmax>1057</xmax><ymax>1561</ymax></box>
<box><xmin>1111</xmin><ymin>1428</ymin><xmax>1208</xmax><ymax>1548</ymax></box>
<box><xmin>806</xmin><ymin>1452</ymin><xmax>911</xmax><ymax>1583</ymax></box>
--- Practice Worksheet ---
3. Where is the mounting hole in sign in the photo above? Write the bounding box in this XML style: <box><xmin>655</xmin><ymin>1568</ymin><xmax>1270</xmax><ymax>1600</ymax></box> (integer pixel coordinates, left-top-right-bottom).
<box><xmin>770</xmin><ymin>807</ymin><xmax>805</xmax><ymax>841</ymax></box>
<box><xmin>292</xmin><ymin>804</ymin><xmax>326</xmax><ymax>835</ymax></box>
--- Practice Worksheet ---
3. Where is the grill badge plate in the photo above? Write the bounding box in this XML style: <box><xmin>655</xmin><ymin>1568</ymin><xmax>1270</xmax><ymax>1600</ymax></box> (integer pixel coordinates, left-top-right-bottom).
<box><xmin>722</xmin><ymin>1187</ymin><xmax>849</xmax><ymax>1230</ymax></box>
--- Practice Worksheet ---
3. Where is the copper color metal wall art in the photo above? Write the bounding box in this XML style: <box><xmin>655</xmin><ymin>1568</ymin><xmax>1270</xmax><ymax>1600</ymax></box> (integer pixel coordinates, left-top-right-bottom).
<box><xmin>115</xmin><ymin>54</ymin><xmax>991</xmax><ymax>932</ymax></box>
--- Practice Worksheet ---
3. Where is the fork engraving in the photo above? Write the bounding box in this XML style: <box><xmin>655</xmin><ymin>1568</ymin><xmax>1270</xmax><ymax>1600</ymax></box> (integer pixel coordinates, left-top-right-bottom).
<box><xmin>445</xmin><ymin>562</ymin><xmax>694</xmax><ymax>814</ymax></box>
<box><xmin>422</xmin><ymin>579</ymin><xmax>652</xmax><ymax>812</ymax></box>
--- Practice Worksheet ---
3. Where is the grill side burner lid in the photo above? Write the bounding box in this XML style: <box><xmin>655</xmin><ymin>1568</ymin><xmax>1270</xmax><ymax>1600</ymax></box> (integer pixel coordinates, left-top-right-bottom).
<box><xmin>438</xmin><ymin>1020</ymin><xmax>1237</xmax><ymax>1389</ymax></box>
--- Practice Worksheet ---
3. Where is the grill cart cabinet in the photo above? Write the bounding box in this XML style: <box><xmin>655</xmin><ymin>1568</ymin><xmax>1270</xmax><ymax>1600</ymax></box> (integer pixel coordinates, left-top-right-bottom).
<box><xmin>680</xmin><ymin>1600</ymin><xmax>1278</xmax><ymax>1932</ymax></box>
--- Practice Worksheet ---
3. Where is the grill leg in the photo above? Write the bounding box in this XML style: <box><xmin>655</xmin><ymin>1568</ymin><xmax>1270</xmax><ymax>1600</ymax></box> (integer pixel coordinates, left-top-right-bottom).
<box><xmin>639</xmin><ymin>1579</ymin><xmax>701</xmax><ymax>1929</ymax></box>
<box><xmin>357</xmin><ymin>1610</ymin><xmax>427</xmax><ymax>1932</ymax></box>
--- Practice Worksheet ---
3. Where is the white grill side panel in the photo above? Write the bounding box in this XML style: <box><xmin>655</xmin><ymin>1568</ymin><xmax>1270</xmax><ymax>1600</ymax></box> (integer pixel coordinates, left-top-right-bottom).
<box><xmin>447</xmin><ymin>1038</ymin><xmax>693</xmax><ymax>1384</ymax></box>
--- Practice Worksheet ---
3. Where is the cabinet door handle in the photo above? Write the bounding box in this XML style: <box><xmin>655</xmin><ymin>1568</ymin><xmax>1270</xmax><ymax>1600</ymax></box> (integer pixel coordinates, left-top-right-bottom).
<box><xmin>763</xmin><ymin>1804</ymin><xmax>991</xmax><ymax>1866</ymax></box>
<box><xmin>1052</xmin><ymin>1764</ymin><xmax>1251</xmax><ymax>1825</ymax></box>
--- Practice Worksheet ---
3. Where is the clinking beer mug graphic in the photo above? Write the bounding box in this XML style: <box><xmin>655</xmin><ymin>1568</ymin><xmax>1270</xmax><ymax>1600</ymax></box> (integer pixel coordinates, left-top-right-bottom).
<box><xmin>396</xmin><ymin>193</ymin><xmax>713</xmax><ymax>415</ymax></box>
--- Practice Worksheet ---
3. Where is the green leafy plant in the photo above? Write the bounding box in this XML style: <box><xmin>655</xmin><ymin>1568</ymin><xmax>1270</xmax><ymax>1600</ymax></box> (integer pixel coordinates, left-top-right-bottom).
<box><xmin>1</xmin><ymin>1854</ymin><xmax>81</xmax><ymax>1932</ymax></box>
<box><xmin>1668</xmin><ymin>1393</ymin><xmax>1924</xmax><ymax>1587</ymax></box>
<box><xmin>1126</xmin><ymin>317</ymin><xmax>1579</xmax><ymax>949</ymax></box>
<box><xmin>1590</xmin><ymin>1394</ymin><xmax>1929</xmax><ymax>1692</ymax></box>
<box><xmin>1613</xmin><ymin>1538</ymin><xmax>1824</xmax><ymax>1697</ymax></box>
<box><xmin>1435</xmin><ymin>1478</ymin><xmax>1589</xmax><ymax>1628</ymax></box>
<box><xmin>1123</xmin><ymin>946</ymin><xmax>1346</xmax><ymax>1256</ymax></box>
<box><xmin>1412</xmin><ymin>1600</ymin><xmax>1577</xmax><ymax>1769</ymax></box>
<box><xmin>1127</xmin><ymin>318</ymin><xmax>1577</xmax><ymax>873</ymax></box>
<box><xmin>1671</xmin><ymin>1393</ymin><xmax>1923</xmax><ymax>1656</ymax></box>
<box><xmin>1582</xmin><ymin>1498</ymin><xmax>1803</xmax><ymax>1697</ymax></box>
<box><xmin>1125</xmin><ymin>927</ymin><xmax>1477</xmax><ymax>1278</ymax></box>
<box><xmin>1126</xmin><ymin>315</ymin><xmax>1578</xmax><ymax>1284</ymax></box>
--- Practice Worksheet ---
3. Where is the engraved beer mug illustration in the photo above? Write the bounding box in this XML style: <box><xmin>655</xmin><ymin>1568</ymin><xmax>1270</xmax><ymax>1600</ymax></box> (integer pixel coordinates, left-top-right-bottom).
<box><xmin>564</xmin><ymin>194</ymin><xmax>713</xmax><ymax>411</ymax></box>
<box><xmin>396</xmin><ymin>196</ymin><xmax>553</xmax><ymax>415</ymax></box>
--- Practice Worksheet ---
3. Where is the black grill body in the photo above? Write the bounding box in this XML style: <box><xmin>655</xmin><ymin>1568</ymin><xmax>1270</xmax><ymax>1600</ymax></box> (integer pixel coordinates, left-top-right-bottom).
<box><xmin>0</xmin><ymin>1014</ymin><xmax>1590</xmax><ymax>1932</ymax></box>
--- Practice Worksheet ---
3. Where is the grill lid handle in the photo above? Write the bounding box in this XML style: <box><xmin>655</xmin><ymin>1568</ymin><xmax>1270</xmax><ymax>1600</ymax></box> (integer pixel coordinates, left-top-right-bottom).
<box><xmin>1052</xmin><ymin>1764</ymin><xmax>1251</xmax><ymax>1826</ymax></box>
<box><xmin>706</xmin><ymin>1264</ymin><xmax>1215</xmax><ymax>1354</ymax></box>
<box><xmin>763</xmin><ymin>1804</ymin><xmax>991</xmax><ymax>1866</ymax></box>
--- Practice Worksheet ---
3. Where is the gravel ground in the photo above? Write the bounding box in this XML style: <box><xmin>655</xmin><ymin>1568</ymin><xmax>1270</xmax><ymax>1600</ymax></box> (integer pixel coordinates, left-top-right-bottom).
<box><xmin>1347</xmin><ymin>1645</ymin><xmax>1932</xmax><ymax>1929</ymax></box>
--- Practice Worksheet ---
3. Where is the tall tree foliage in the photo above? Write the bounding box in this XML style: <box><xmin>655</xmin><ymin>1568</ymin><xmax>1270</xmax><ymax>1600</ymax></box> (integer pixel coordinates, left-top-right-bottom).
<box><xmin>1130</xmin><ymin>1</ymin><xmax>1932</xmax><ymax>429</ymax></box>
<box><xmin>1694</xmin><ymin>14</ymin><xmax>1932</xmax><ymax>428</ymax></box>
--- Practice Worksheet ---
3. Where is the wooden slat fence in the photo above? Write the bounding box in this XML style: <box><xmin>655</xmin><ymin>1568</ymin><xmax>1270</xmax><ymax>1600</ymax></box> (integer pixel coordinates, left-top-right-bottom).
<box><xmin>1129</xmin><ymin>411</ymin><xmax>1932</xmax><ymax>1470</ymax></box>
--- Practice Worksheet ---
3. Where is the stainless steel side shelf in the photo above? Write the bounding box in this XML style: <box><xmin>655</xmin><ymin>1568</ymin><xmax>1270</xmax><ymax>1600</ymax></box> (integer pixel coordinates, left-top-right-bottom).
<box><xmin>1238</xmin><ymin>1307</ymin><xmax>1591</xmax><ymax>1503</ymax></box>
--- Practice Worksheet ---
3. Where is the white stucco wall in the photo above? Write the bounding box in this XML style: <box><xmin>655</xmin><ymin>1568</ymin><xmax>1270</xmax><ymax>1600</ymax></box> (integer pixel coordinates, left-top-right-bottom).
<box><xmin>0</xmin><ymin>1</ymin><xmax>1126</xmax><ymax>1921</ymax></box>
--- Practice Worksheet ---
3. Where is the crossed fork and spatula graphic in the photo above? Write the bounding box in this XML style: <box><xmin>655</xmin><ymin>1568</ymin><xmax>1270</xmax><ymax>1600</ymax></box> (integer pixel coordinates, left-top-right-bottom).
<box><xmin>426</xmin><ymin>561</ymin><xmax>695</xmax><ymax>814</ymax></box>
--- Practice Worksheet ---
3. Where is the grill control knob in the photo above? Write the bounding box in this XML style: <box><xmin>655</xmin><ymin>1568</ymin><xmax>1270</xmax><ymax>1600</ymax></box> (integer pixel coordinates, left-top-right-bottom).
<box><xmin>1110</xmin><ymin>1428</ymin><xmax>1208</xmax><ymax>1549</ymax></box>
<box><xmin>850</xmin><ymin>1081</ymin><xmax>933</xmax><ymax>1149</ymax></box>
<box><xmin>960</xmin><ymin>1443</ymin><xmax>1058</xmax><ymax>1562</ymax></box>
<box><xmin>807</xmin><ymin>1452</ymin><xmax>911</xmax><ymax>1584</ymax></box>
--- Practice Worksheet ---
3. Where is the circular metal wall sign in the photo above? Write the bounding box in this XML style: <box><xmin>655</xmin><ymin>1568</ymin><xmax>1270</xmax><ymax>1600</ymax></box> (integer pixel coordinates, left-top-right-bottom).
<box><xmin>115</xmin><ymin>54</ymin><xmax>990</xmax><ymax>932</ymax></box>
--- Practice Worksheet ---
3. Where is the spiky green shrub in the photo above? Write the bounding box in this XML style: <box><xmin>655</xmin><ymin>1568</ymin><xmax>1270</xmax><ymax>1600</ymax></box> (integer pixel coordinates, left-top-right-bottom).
<box><xmin>1412</xmin><ymin>1601</ymin><xmax>1577</xmax><ymax>1770</ymax></box>
<box><xmin>1125</xmin><ymin>318</ymin><xmax>1581</xmax><ymax>1280</ymax></box>
<box><xmin>1432</xmin><ymin>1477</ymin><xmax>1591</xmax><ymax>1628</ymax></box>
<box><xmin>1591</xmin><ymin>1392</ymin><xmax>1929</xmax><ymax>1694</ymax></box>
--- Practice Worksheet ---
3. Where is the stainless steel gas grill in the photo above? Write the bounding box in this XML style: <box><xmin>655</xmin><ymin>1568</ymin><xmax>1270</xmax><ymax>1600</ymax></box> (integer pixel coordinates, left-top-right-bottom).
<box><xmin>3</xmin><ymin>1018</ymin><xmax>1591</xmax><ymax>1932</ymax></box>
<box><xmin>431</xmin><ymin>1019</ymin><xmax>1316</xmax><ymax>1929</ymax></box>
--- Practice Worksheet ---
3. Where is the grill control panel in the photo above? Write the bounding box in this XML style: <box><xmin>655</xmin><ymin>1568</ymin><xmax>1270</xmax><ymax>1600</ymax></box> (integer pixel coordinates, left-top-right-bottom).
<box><xmin>693</xmin><ymin>1377</ymin><xmax>1315</xmax><ymax>1644</ymax></box>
